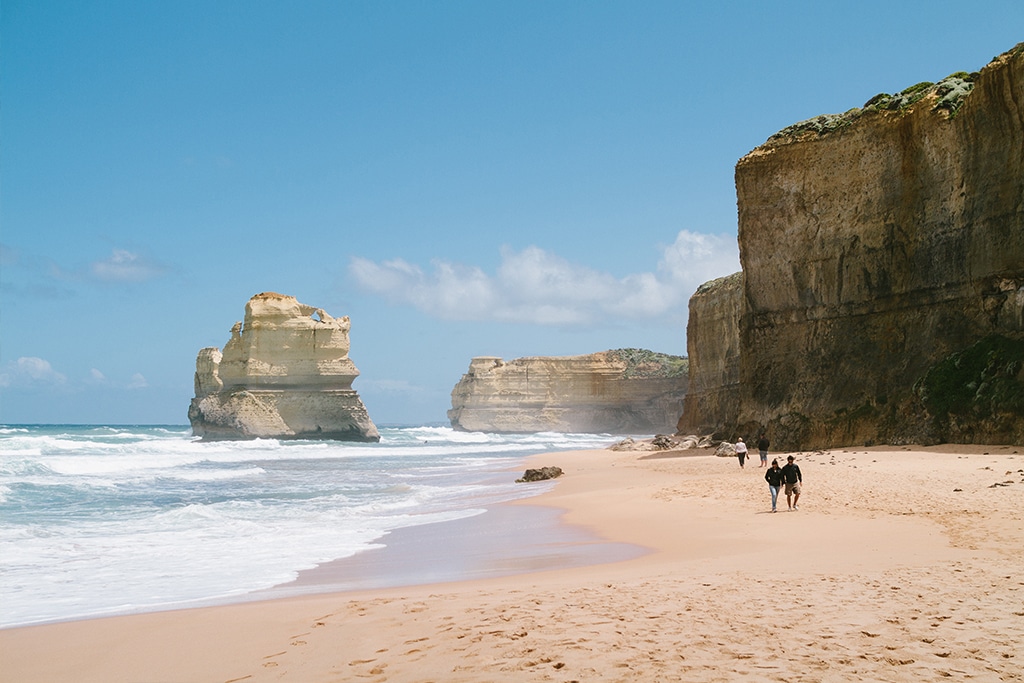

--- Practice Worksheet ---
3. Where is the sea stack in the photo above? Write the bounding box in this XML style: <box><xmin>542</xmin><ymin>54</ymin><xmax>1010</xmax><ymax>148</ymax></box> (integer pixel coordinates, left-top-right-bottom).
<box><xmin>188</xmin><ymin>292</ymin><xmax>380</xmax><ymax>442</ymax></box>
<box><xmin>449</xmin><ymin>349</ymin><xmax>688</xmax><ymax>434</ymax></box>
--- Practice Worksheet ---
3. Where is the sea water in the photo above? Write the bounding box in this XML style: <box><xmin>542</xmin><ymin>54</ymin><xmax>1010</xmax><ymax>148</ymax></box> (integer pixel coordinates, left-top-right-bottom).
<box><xmin>0</xmin><ymin>424</ymin><xmax>618</xmax><ymax>628</ymax></box>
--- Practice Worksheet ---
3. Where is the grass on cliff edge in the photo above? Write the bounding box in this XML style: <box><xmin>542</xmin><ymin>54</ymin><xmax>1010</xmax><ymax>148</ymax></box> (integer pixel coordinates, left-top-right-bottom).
<box><xmin>768</xmin><ymin>72</ymin><xmax>977</xmax><ymax>142</ymax></box>
<box><xmin>609</xmin><ymin>348</ymin><xmax>688</xmax><ymax>378</ymax></box>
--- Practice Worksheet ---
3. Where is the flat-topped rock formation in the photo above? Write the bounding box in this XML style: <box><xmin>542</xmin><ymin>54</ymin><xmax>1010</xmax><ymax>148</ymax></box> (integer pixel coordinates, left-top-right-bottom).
<box><xmin>188</xmin><ymin>292</ymin><xmax>379</xmax><ymax>441</ymax></box>
<box><xmin>679</xmin><ymin>43</ymin><xmax>1024</xmax><ymax>449</ymax></box>
<box><xmin>449</xmin><ymin>349</ymin><xmax>688</xmax><ymax>434</ymax></box>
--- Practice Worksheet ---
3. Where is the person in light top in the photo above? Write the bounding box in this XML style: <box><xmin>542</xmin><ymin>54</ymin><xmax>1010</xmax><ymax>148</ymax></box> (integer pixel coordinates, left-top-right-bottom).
<box><xmin>735</xmin><ymin>437</ymin><xmax>748</xmax><ymax>468</ymax></box>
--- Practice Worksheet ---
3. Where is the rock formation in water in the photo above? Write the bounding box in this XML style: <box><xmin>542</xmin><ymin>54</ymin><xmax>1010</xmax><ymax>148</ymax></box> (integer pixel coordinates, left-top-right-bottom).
<box><xmin>449</xmin><ymin>349</ymin><xmax>688</xmax><ymax>434</ymax></box>
<box><xmin>188</xmin><ymin>292</ymin><xmax>380</xmax><ymax>442</ymax></box>
<box><xmin>678</xmin><ymin>43</ymin><xmax>1024</xmax><ymax>448</ymax></box>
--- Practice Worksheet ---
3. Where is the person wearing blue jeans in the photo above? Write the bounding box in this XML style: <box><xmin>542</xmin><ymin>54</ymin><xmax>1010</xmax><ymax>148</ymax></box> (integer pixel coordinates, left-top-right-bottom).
<box><xmin>764</xmin><ymin>458</ymin><xmax>783</xmax><ymax>512</ymax></box>
<box><xmin>757</xmin><ymin>434</ymin><xmax>770</xmax><ymax>467</ymax></box>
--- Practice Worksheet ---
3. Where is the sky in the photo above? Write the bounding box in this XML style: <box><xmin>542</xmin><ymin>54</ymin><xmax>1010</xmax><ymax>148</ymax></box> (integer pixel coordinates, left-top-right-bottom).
<box><xmin>2</xmin><ymin>1</ymin><xmax>1022</xmax><ymax>426</ymax></box>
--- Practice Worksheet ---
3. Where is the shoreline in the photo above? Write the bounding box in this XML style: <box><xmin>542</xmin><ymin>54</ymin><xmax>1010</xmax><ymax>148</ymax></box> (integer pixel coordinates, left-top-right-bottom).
<box><xmin>254</xmin><ymin>499</ymin><xmax>646</xmax><ymax>601</ymax></box>
<box><xmin>2</xmin><ymin>443</ymin><xmax>1022</xmax><ymax>682</ymax></box>
<box><xmin>0</xmin><ymin>450</ymin><xmax>639</xmax><ymax>630</ymax></box>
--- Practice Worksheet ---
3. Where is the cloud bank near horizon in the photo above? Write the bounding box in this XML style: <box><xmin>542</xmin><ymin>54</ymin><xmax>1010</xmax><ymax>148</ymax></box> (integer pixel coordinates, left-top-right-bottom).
<box><xmin>349</xmin><ymin>230</ymin><xmax>740</xmax><ymax>326</ymax></box>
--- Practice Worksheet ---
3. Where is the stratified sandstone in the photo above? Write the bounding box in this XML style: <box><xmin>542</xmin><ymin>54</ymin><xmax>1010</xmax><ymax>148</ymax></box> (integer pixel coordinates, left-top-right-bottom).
<box><xmin>449</xmin><ymin>349</ymin><xmax>688</xmax><ymax>434</ymax></box>
<box><xmin>680</xmin><ymin>43</ymin><xmax>1024</xmax><ymax>449</ymax></box>
<box><xmin>188</xmin><ymin>293</ymin><xmax>379</xmax><ymax>442</ymax></box>
<box><xmin>677</xmin><ymin>273</ymin><xmax>742</xmax><ymax>436</ymax></box>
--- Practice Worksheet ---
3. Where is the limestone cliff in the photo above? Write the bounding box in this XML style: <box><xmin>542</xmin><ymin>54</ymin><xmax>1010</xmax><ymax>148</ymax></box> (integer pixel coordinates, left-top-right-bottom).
<box><xmin>676</xmin><ymin>273</ymin><xmax>743</xmax><ymax>436</ymax></box>
<box><xmin>188</xmin><ymin>293</ymin><xmax>379</xmax><ymax>441</ymax></box>
<box><xmin>680</xmin><ymin>43</ymin><xmax>1024</xmax><ymax>448</ymax></box>
<box><xmin>449</xmin><ymin>349</ymin><xmax>688</xmax><ymax>434</ymax></box>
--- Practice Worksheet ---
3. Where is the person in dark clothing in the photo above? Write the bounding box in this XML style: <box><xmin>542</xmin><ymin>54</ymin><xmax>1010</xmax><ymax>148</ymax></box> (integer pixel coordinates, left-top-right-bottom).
<box><xmin>781</xmin><ymin>455</ymin><xmax>802</xmax><ymax>510</ymax></box>
<box><xmin>764</xmin><ymin>458</ymin><xmax>783</xmax><ymax>512</ymax></box>
<box><xmin>757</xmin><ymin>434</ymin><xmax>770</xmax><ymax>468</ymax></box>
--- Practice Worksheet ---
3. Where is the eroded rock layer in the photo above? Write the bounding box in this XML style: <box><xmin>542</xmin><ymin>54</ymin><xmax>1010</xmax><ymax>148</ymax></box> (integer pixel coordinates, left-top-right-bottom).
<box><xmin>188</xmin><ymin>293</ymin><xmax>379</xmax><ymax>441</ymax></box>
<box><xmin>449</xmin><ymin>349</ymin><xmax>688</xmax><ymax>434</ymax></box>
<box><xmin>680</xmin><ymin>43</ymin><xmax>1024</xmax><ymax>448</ymax></box>
<box><xmin>676</xmin><ymin>273</ymin><xmax>743</xmax><ymax>436</ymax></box>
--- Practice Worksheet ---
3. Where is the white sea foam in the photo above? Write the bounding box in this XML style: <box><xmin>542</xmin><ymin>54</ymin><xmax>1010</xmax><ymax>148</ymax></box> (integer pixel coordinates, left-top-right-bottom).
<box><xmin>0</xmin><ymin>424</ymin><xmax>619</xmax><ymax>627</ymax></box>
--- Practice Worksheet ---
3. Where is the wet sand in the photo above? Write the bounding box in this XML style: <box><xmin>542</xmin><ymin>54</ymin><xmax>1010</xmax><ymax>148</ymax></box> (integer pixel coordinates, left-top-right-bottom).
<box><xmin>258</xmin><ymin>502</ymin><xmax>644</xmax><ymax>598</ymax></box>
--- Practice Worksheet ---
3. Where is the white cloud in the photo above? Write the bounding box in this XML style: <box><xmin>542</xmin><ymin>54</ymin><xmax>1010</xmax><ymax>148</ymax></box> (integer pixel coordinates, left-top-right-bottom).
<box><xmin>349</xmin><ymin>230</ymin><xmax>740</xmax><ymax>326</ymax></box>
<box><xmin>0</xmin><ymin>357</ymin><xmax>67</xmax><ymax>388</ymax></box>
<box><xmin>0</xmin><ymin>358</ymin><xmax>155</xmax><ymax>396</ymax></box>
<box><xmin>90</xmin><ymin>249</ymin><xmax>167</xmax><ymax>283</ymax></box>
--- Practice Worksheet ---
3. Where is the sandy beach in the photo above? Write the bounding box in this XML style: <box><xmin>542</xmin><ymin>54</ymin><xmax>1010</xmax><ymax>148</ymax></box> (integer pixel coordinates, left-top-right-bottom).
<box><xmin>2</xmin><ymin>443</ymin><xmax>1023</xmax><ymax>682</ymax></box>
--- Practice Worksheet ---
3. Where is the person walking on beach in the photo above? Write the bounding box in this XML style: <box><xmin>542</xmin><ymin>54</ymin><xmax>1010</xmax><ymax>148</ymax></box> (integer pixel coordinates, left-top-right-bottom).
<box><xmin>781</xmin><ymin>455</ymin><xmax>802</xmax><ymax>510</ymax></box>
<box><xmin>735</xmin><ymin>438</ymin><xmax>748</xmax><ymax>468</ymax></box>
<box><xmin>757</xmin><ymin>434</ymin><xmax>770</xmax><ymax>467</ymax></box>
<box><xmin>765</xmin><ymin>458</ymin><xmax>783</xmax><ymax>512</ymax></box>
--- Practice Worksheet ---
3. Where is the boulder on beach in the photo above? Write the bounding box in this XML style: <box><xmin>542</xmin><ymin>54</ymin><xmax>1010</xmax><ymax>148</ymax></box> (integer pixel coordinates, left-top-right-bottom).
<box><xmin>516</xmin><ymin>466</ymin><xmax>564</xmax><ymax>483</ymax></box>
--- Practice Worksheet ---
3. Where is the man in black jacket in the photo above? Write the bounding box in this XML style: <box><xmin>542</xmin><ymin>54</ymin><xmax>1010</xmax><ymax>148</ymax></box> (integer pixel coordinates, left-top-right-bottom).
<box><xmin>781</xmin><ymin>455</ymin><xmax>802</xmax><ymax>510</ymax></box>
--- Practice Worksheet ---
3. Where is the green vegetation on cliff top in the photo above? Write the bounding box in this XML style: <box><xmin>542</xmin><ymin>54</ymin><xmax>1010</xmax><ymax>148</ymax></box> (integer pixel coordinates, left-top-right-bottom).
<box><xmin>767</xmin><ymin>63</ymin><xmax>988</xmax><ymax>144</ymax></box>
<box><xmin>693</xmin><ymin>271</ymin><xmax>742</xmax><ymax>296</ymax></box>
<box><xmin>609</xmin><ymin>348</ymin><xmax>689</xmax><ymax>378</ymax></box>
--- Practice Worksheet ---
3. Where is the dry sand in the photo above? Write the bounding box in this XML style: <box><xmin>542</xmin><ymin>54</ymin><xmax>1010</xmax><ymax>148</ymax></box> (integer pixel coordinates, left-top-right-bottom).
<box><xmin>2</xmin><ymin>444</ymin><xmax>1023</xmax><ymax>682</ymax></box>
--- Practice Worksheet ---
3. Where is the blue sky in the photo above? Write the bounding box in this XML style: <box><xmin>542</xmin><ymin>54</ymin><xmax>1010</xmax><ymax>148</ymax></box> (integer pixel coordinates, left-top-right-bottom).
<box><xmin>2</xmin><ymin>1</ymin><xmax>1021</xmax><ymax>425</ymax></box>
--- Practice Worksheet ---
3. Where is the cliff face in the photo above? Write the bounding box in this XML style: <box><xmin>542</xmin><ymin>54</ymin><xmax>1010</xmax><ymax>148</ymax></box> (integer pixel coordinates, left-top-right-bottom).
<box><xmin>704</xmin><ymin>43</ymin><xmax>1024</xmax><ymax>449</ymax></box>
<box><xmin>188</xmin><ymin>293</ymin><xmax>379</xmax><ymax>441</ymax></box>
<box><xmin>677</xmin><ymin>273</ymin><xmax>743</xmax><ymax>435</ymax></box>
<box><xmin>449</xmin><ymin>349</ymin><xmax>688</xmax><ymax>434</ymax></box>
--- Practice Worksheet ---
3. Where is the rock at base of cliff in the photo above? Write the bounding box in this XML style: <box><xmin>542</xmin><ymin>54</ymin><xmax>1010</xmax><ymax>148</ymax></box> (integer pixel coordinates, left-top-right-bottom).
<box><xmin>714</xmin><ymin>442</ymin><xmax>738</xmax><ymax>457</ymax></box>
<box><xmin>610</xmin><ymin>434</ymin><xmax>714</xmax><ymax>451</ymax></box>
<box><xmin>516</xmin><ymin>466</ymin><xmax>563</xmax><ymax>483</ymax></box>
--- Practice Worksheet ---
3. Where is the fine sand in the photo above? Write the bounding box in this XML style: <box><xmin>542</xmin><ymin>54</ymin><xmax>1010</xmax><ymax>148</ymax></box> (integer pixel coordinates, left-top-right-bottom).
<box><xmin>2</xmin><ymin>444</ymin><xmax>1023</xmax><ymax>682</ymax></box>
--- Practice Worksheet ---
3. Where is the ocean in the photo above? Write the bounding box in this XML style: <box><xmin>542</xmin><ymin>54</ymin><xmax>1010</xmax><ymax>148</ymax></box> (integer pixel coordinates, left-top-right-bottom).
<box><xmin>0</xmin><ymin>424</ymin><xmax>619</xmax><ymax>628</ymax></box>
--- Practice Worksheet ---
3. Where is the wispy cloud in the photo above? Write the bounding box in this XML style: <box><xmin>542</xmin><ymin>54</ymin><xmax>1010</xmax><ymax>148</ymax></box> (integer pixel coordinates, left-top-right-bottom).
<box><xmin>349</xmin><ymin>230</ymin><xmax>739</xmax><ymax>326</ymax></box>
<box><xmin>1</xmin><ymin>359</ymin><xmax>152</xmax><ymax>393</ymax></box>
<box><xmin>35</xmin><ymin>247</ymin><xmax>170</xmax><ymax>286</ymax></box>
<box><xmin>0</xmin><ymin>357</ymin><xmax>68</xmax><ymax>388</ymax></box>
<box><xmin>89</xmin><ymin>249</ymin><xmax>168</xmax><ymax>283</ymax></box>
